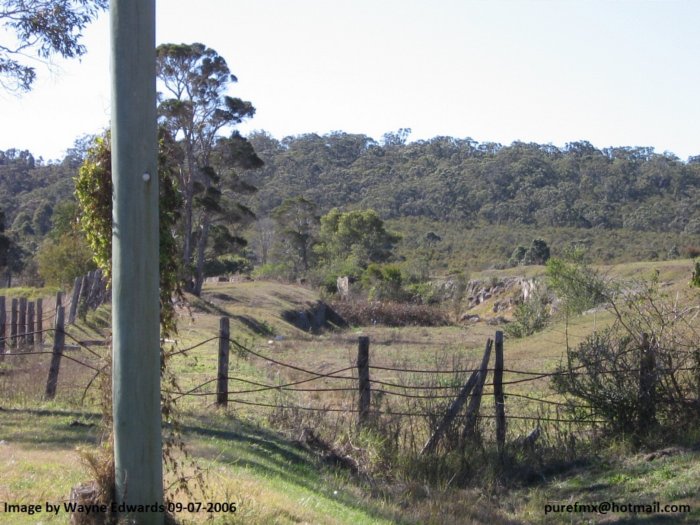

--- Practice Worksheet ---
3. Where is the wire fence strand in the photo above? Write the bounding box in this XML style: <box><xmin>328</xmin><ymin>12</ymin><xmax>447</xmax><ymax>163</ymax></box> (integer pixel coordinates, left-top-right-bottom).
<box><xmin>3</xmin><ymin>323</ymin><xmax>698</xmax><ymax>431</ymax></box>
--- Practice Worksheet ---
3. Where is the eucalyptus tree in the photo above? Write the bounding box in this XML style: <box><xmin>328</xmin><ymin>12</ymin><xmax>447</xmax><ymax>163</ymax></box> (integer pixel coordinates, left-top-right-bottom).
<box><xmin>0</xmin><ymin>0</ymin><xmax>107</xmax><ymax>91</ymax></box>
<box><xmin>156</xmin><ymin>42</ymin><xmax>260</xmax><ymax>294</ymax></box>
<box><xmin>271</xmin><ymin>196</ymin><xmax>320</xmax><ymax>276</ymax></box>
<box><xmin>316</xmin><ymin>208</ymin><xmax>401</xmax><ymax>269</ymax></box>
<box><xmin>0</xmin><ymin>207</ymin><xmax>24</xmax><ymax>287</ymax></box>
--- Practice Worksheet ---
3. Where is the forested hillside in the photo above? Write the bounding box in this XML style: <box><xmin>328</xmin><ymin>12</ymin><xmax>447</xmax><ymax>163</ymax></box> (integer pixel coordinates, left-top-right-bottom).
<box><xmin>2</xmin><ymin>132</ymin><xmax>700</xmax><ymax>286</ymax></box>
<box><xmin>242</xmin><ymin>132</ymin><xmax>700</xmax><ymax>234</ymax></box>
<box><xmin>0</xmin><ymin>148</ymin><xmax>79</xmax><ymax>232</ymax></box>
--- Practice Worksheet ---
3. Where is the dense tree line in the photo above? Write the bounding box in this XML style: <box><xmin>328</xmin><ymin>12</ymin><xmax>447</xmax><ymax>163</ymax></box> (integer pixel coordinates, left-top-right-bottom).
<box><xmin>241</xmin><ymin>133</ymin><xmax>700</xmax><ymax>235</ymax></box>
<box><xmin>2</xmin><ymin>131</ymin><xmax>700</xmax><ymax>286</ymax></box>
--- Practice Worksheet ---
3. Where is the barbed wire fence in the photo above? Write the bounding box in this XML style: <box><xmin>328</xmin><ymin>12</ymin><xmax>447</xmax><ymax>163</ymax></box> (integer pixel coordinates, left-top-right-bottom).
<box><xmin>1</xmin><ymin>302</ymin><xmax>695</xmax><ymax>455</ymax></box>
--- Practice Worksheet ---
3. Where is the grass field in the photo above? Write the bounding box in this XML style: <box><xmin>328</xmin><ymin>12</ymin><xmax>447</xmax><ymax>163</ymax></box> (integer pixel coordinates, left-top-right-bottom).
<box><xmin>1</xmin><ymin>260</ymin><xmax>699</xmax><ymax>524</ymax></box>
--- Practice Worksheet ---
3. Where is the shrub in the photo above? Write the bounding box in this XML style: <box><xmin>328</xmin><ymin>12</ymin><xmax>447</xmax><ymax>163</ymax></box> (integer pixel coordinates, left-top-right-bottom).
<box><xmin>507</xmin><ymin>246</ymin><xmax>527</xmax><ymax>267</ymax></box>
<box><xmin>551</xmin><ymin>329</ymin><xmax>642</xmax><ymax>433</ymax></box>
<box><xmin>504</xmin><ymin>282</ymin><xmax>550</xmax><ymax>338</ymax></box>
<box><xmin>523</xmin><ymin>239</ymin><xmax>550</xmax><ymax>265</ymax></box>
<box><xmin>683</xmin><ymin>245</ymin><xmax>700</xmax><ymax>258</ymax></box>
<box><xmin>545</xmin><ymin>253</ymin><xmax>608</xmax><ymax>315</ymax></box>
<box><xmin>361</xmin><ymin>263</ymin><xmax>406</xmax><ymax>302</ymax></box>
<box><xmin>552</xmin><ymin>277</ymin><xmax>700</xmax><ymax>439</ymax></box>
<box><xmin>36</xmin><ymin>234</ymin><xmax>97</xmax><ymax>287</ymax></box>
<box><xmin>204</xmin><ymin>254</ymin><xmax>252</xmax><ymax>277</ymax></box>
<box><xmin>403</xmin><ymin>281</ymin><xmax>442</xmax><ymax>305</ymax></box>
<box><xmin>252</xmin><ymin>262</ymin><xmax>292</xmax><ymax>281</ymax></box>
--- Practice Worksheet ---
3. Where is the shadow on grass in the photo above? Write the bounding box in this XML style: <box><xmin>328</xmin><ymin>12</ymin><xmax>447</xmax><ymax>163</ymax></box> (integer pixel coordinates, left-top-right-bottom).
<box><xmin>181</xmin><ymin>414</ymin><xmax>407</xmax><ymax>524</ymax></box>
<box><xmin>0</xmin><ymin>406</ymin><xmax>101</xmax><ymax>448</ymax></box>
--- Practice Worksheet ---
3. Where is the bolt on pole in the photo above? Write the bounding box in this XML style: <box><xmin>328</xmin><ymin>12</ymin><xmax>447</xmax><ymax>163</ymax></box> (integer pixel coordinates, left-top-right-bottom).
<box><xmin>110</xmin><ymin>0</ymin><xmax>163</xmax><ymax>522</ymax></box>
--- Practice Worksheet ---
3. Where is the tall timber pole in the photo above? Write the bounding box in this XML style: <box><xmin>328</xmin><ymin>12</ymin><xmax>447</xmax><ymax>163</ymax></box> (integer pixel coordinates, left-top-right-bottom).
<box><xmin>110</xmin><ymin>0</ymin><xmax>163</xmax><ymax>523</ymax></box>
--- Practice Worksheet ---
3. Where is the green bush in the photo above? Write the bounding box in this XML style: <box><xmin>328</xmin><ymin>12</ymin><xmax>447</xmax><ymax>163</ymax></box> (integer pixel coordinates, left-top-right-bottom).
<box><xmin>252</xmin><ymin>262</ymin><xmax>291</xmax><ymax>281</ymax></box>
<box><xmin>553</xmin><ymin>277</ymin><xmax>700</xmax><ymax>440</ymax></box>
<box><xmin>545</xmin><ymin>251</ymin><xmax>608</xmax><ymax>315</ymax></box>
<box><xmin>504</xmin><ymin>282</ymin><xmax>550</xmax><ymax>338</ymax></box>
<box><xmin>204</xmin><ymin>254</ymin><xmax>252</xmax><ymax>277</ymax></box>
<box><xmin>361</xmin><ymin>263</ymin><xmax>406</xmax><ymax>301</ymax></box>
<box><xmin>692</xmin><ymin>260</ymin><xmax>700</xmax><ymax>288</ymax></box>
<box><xmin>36</xmin><ymin>233</ymin><xmax>96</xmax><ymax>287</ymax></box>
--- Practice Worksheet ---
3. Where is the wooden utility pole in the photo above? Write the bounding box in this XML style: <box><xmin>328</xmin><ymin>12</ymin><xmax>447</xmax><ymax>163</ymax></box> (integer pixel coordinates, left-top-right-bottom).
<box><xmin>110</xmin><ymin>1</ymin><xmax>162</xmax><ymax>523</ymax></box>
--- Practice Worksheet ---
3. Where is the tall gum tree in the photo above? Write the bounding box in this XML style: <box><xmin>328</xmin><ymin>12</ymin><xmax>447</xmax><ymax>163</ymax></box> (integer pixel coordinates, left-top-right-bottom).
<box><xmin>156</xmin><ymin>42</ymin><xmax>259</xmax><ymax>294</ymax></box>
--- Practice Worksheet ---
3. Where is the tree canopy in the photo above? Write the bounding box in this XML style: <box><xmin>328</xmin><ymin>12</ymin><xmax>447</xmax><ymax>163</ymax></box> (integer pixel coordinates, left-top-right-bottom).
<box><xmin>240</xmin><ymin>133</ymin><xmax>700</xmax><ymax>235</ymax></box>
<box><xmin>156</xmin><ymin>42</ymin><xmax>261</xmax><ymax>295</ymax></box>
<box><xmin>0</xmin><ymin>0</ymin><xmax>107</xmax><ymax>91</ymax></box>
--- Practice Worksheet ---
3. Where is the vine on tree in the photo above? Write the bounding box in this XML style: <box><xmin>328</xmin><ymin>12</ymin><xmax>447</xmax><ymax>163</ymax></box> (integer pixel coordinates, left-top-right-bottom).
<box><xmin>75</xmin><ymin>129</ymin><xmax>204</xmax><ymax>503</ymax></box>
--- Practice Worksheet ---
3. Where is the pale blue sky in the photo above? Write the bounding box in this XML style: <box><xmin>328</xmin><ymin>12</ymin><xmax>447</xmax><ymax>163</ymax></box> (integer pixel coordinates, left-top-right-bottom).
<box><xmin>1</xmin><ymin>0</ymin><xmax>698</xmax><ymax>161</ymax></box>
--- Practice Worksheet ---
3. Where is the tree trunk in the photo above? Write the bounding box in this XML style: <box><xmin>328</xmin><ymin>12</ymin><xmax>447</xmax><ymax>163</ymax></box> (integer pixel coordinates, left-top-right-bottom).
<box><xmin>192</xmin><ymin>213</ymin><xmax>211</xmax><ymax>296</ymax></box>
<box><xmin>181</xmin><ymin>147</ymin><xmax>197</xmax><ymax>292</ymax></box>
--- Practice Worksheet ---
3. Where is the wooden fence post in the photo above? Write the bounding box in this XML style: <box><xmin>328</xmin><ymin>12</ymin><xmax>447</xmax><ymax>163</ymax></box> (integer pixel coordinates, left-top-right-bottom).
<box><xmin>87</xmin><ymin>269</ymin><xmax>104</xmax><ymax>309</ymax></box>
<box><xmin>10</xmin><ymin>298</ymin><xmax>18</xmax><ymax>349</ymax></box>
<box><xmin>462</xmin><ymin>338</ymin><xmax>493</xmax><ymax>441</ymax></box>
<box><xmin>638</xmin><ymin>333</ymin><xmax>656</xmax><ymax>433</ymax></box>
<box><xmin>68</xmin><ymin>276</ymin><xmax>82</xmax><ymax>325</ymax></box>
<box><xmin>494</xmin><ymin>330</ymin><xmax>506</xmax><ymax>457</ymax></box>
<box><xmin>45</xmin><ymin>305</ymin><xmax>66</xmax><ymax>399</ymax></box>
<box><xmin>217</xmin><ymin>317</ymin><xmax>230</xmax><ymax>407</ymax></box>
<box><xmin>421</xmin><ymin>339</ymin><xmax>492</xmax><ymax>455</ymax></box>
<box><xmin>54</xmin><ymin>291</ymin><xmax>63</xmax><ymax>329</ymax></box>
<box><xmin>357</xmin><ymin>336</ymin><xmax>371</xmax><ymax>427</ymax></box>
<box><xmin>27</xmin><ymin>301</ymin><xmax>35</xmax><ymax>346</ymax></box>
<box><xmin>36</xmin><ymin>298</ymin><xmax>43</xmax><ymax>345</ymax></box>
<box><xmin>77</xmin><ymin>273</ymin><xmax>91</xmax><ymax>320</ymax></box>
<box><xmin>0</xmin><ymin>296</ymin><xmax>5</xmax><ymax>360</ymax></box>
<box><xmin>18</xmin><ymin>297</ymin><xmax>27</xmax><ymax>346</ymax></box>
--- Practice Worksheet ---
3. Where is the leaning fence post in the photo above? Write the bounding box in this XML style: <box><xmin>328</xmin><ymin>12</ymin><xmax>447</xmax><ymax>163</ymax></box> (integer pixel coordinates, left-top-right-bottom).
<box><xmin>638</xmin><ymin>333</ymin><xmax>656</xmax><ymax>433</ymax></box>
<box><xmin>10</xmin><ymin>298</ymin><xmax>18</xmax><ymax>349</ymax></box>
<box><xmin>357</xmin><ymin>336</ymin><xmax>371</xmax><ymax>427</ymax></box>
<box><xmin>45</xmin><ymin>305</ymin><xmax>66</xmax><ymax>399</ymax></box>
<box><xmin>36</xmin><ymin>298</ymin><xmax>43</xmax><ymax>345</ymax></box>
<box><xmin>0</xmin><ymin>296</ymin><xmax>5</xmax><ymax>360</ymax></box>
<box><xmin>462</xmin><ymin>338</ymin><xmax>493</xmax><ymax>441</ymax></box>
<box><xmin>217</xmin><ymin>317</ymin><xmax>230</xmax><ymax>407</ymax></box>
<box><xmin>494</xmin><ymin>330</ymin><xmax>506</xmax><ymax>457</ymax></box>
<box><xmin>422</xmin><ymin>340</ymin><xmax>491</xmax><ymax>455</ymax></box>
<box><xmin>18</xmin><ymin>297</ymin><xmax>27</xmax><ymax>346</ymax></box>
